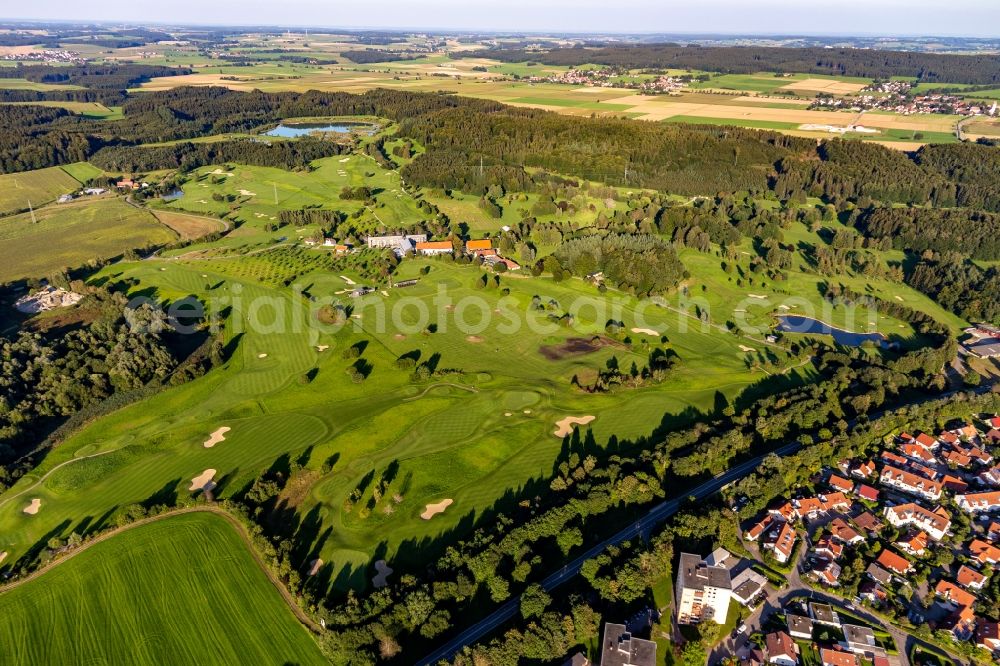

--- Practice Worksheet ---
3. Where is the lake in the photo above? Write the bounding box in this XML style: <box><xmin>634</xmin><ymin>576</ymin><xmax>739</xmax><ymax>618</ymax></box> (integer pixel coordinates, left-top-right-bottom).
<box><xmin>161</xmin><ymin>189</ymin><xmax>184</xmax><ymax>202</ymax></box>
<box><xmin>776</xmin><ymin>315</ymin><xmax>886</xmax><ymax>347</ymax></box>
<box><xmin>265</xmin><ymin>122</ymin><xmax>374</xmax><ymax>138</ymax></box>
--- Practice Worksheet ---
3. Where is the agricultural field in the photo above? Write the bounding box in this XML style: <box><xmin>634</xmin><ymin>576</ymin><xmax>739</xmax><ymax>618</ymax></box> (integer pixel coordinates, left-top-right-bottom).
<box><xmin>0</xmin><ymin>100</ymin><xmax>123</xmax><ymax>120</ymax></box>
<box><xmin>0</xmin><ymin>166</ymin><xmax>83</xmax><ymax>216</ymax></box>
<box><xmin>0</xmin><ymin>511</ymin><xmax>325</xmax><ymax>665</ymax></box>
<box><xmin>0</xmin><ymin>196</ymin><xmax>176</xmax><ymax>282</ymax></box>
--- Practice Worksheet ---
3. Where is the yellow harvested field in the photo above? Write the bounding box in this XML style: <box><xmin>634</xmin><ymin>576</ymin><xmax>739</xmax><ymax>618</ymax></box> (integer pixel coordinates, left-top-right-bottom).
<box><xmin>779</xmin><ymin>78</ymin><xmax>867</xmax><ymax>94</ymax></box>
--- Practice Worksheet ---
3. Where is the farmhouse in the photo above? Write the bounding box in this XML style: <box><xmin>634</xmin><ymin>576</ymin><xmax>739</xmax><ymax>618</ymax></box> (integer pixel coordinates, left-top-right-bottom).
<box><xmin>415</xmin><ymin>240</ymin><xmax>454</xmax><ymax>256</ymax></box>
<box><xmin>465</xmin><ymin>239</ymin><xmax>493</xmax><ymax>253</ymax></box>
<box><xmin>366</xmin><ymin>234</ymin><xmax>427</xmax><ymax>256</ymax></box>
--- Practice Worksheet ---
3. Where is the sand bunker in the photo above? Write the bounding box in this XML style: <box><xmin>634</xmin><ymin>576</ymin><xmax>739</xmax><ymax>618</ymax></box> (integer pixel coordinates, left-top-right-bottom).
<box><xmin>739</xmin><ymin>345</ymin><xmax>756</xmax><ymax>352</ymax></box>
<box><xmin>308</xmin><ymin>559</ymin><xmax>323</xmax><ymax>576</ymax></box>
<box><xmin>339</xmin><ymin>157</ymin><xmax>351</xmax><ymax>163</ymax></box>
<box><xmin>189</xmin><ymin>469</ymin><xmax>217</xmax><ymax>492</ymax></box>
<box><xmin>466</xmin><ymin>335</ymin><xmax>484</xmax><ymax>343</ymax></box>
<box><xmin>208</xmin><ymin>168</ymin><xmax>233</xmax><ymax>177</ymax></box>
<box><xmin>504</xmin><ymin>412</ymin><xmax>512</xmax><ymax>416</ymax></box>
<box><xmin>238</xmin><ymin>189</ymin><xmax>256</xmax><ymax>197</ymax></box>
<box><xmin>0</xmin><ymin>551</ymin><xmax>6</xmax><ymax>565</ymax></box>
<box><xmin>393</xmin><ymin>334</ymin><xmax>407</xmax><ymax>341</ymax></box>
<box><xmin>421</xmin><ymin>499</ymin><xmax>453</xmax><ymax>520</ymax></box>
<box><xmin>317</xmin><ymin>345</ymin><xmax>329</xmax><ymax>352</ymax></box>
<box><xmin>631</xmin><ymin>327</ymin><xmax>660</xmax><ymax>336</ymax></box>
<box><xmin>747</xmin><ymin>294</ymin><xmax>767</xmax><ymax>300</ymax></box>
<box><xmin>553</xmin><ymin>415</ymin><xmax>596</xmax><ymax>437</ymax></box>
<box><xmin>523</xmin><ymin>409</ymin><xmax>532</xmax><ymax>414</ymax></box>
<box><xmin>381</xmin><ymin>290</ymin><xmax>389</xmax><ymax>297</ymax></box>
<box><xmin>203</xmin><ymin>426</ymin><xmax>230</xmax><ymax>448</ymax></box>
<box><xmin>894</xmin><ymin>296</ymin><xmax>903</xmax><ymax>301</ymax></box>
<box><xmin>258</xmin><ymin>353</ymin><xmax>268</xmax><ymax>358</ymax></box>
<box><xmin>339</xmin><ymin>275</ymin><xmax>356</xmax><ymax>285</ymax></box>
<box><xmin>372</xmin><ymin>559</ymin><xmax>394</xmax><ymax>588</ymax></box>
<box><xmin>23</xmin><ymin>498</ymin><xmax>41</xmax><ymax>515</ymax></box>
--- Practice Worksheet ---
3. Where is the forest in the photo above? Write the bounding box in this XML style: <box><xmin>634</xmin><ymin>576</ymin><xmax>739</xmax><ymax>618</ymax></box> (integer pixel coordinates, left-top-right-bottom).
<box><xmin>456</xmin><ymin>44</ymin><xmax>1000</xmax><ymax>84</ymax></box>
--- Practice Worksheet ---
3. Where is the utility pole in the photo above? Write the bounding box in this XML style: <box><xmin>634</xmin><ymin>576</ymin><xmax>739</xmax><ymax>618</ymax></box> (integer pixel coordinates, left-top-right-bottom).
<box><xmin>479</xmin><ymin>156</ymin><xmax>483</xmax><ymax>178</ymax></box>
<box><xmin>28</xmin><ymin>199</ymin><xmax>36</xmax><ymax>224</ymax></box>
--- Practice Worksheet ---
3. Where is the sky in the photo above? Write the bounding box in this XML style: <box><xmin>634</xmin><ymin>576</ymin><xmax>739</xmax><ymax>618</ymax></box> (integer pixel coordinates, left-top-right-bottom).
<box><xmin>5</xmin><ymin>0</ymin><xmax>1000</xmax><ymax>38</ymax></box>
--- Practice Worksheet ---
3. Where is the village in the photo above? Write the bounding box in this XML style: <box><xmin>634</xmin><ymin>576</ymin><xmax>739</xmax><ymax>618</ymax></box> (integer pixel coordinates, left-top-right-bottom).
<box><xmin>810</xmin><ymin>82</ymin><xmax>999</xmax><ymax>117</ymax></box>
<box><xmin>522</xmin><ymin>66</ymin><xmax>688</xmax><ymax>94</ymax></box>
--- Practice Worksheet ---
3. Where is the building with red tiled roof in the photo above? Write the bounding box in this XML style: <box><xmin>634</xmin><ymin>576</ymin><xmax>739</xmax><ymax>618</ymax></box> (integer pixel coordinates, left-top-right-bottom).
<box><xmin>820</xmin><ymin>648</ymin><xmax>858</xmax><ymax>666</ymax></box>
<box><xmin>970</xmin><ymin>539</ymin><xmax>1000</xmax><ymax>565</ymax></box>
<box><xmin>829</xmin><ymin>474</ymin><xmax>853</xmax><ymax>492</ymax></box>
<box><xmin>815</xmin><ymin>536</ymin><xmax>844</xmax><ymax>560</ymax></box>
<box><xmin>765</xmin><ymin>630</ymin><xmax>798</xmax><ymax>666</ymax></box>
<box><xmin>821</xmin><ymin>492</ymin><xmax>851</xmax><ymax>512</ymax></box>
<box><xmin>976</xmin><ymin>621</ymin><xmax>1000</xmax><ymax>654</ymax></box>
<box><xmin>745</xmin><ymin>514</ymin><xmax>776</xmax><ymax>542</ymax></box>
<box><xmin>935</xmin><ymin>579</ymin><xmax>977</xmax><ymax>609</ymax></box>
<box><xmin>915</xmin><ymin>432</ymin><xmax>939</xmax><ymax>448</ymax></box>
<box><xmin>941</xmin><ymin>474</ymin><xmax>968</xmax><ymax>493</ymax></box>
<box><xmin>851</xmin><ymin>460</ymin><xmax>875</xmax><ymax>479</ymax></box>
<box><xmin>956</xmin><ymin>565</ymin><xmax>987</xmax><ymax>590</ymax></box>
<box><xmin>769</xmin><ymin>502</ymin><xmax>796</xmax><ymax>522</ymax></box>
<box><xmin>901</xmin><ymin>442</ymin><xmax>936</xmax><ymax>464</ymax></box>
<box><xmin>415</xmin><ymin>240</ymin><xmax>454</xmax><ymax>255</ymax></box>
<box><xmin>942</xmin><ymin>449</ymin><xmax>972</xmax><ymax>468</ymax></box>
<box><xmin>895</xmin><ymin>530</ymin><xmax>928</xmax><ymax>556</ymax></box>
<box><xmin>988</xmin><ymin>521</ymin><xmax>1000</xmax><ymax>543</ymax></box>
<box><xmin>875</xmin><ymin>549</ymin><xmax>912</xmax><ymax>575</ymax></box>
<box><xmin>856</xmin><ymin>484</ymin><xmax>879</xmax><ymax>502</ymax></box>
<box><xmin>956</xmin><ymin>491</ymin><xmax>1000</xmax><ymax>513</ymax></box>
<box><xmin>883</xmin><ymin>503</ymin><xmax>951</xmax><ymax>541</ymax></box>
<box><xmin>852</xmin><ymin>512</ymin><xmax>882</xmax><ymax>534</ymax></box>
<box><xmin>829</xmin><ymin>518</ymin><xmax>864</xmax><ymax>545</ymax></box>
<box><xmin>766</xmin><ymin>522</ymin><xmax>796</xmax><ymax>564</ymax></box>
<box><xmin>880</xmin><ymin>466</ymin><xmax>943</xmax><ymax>501</ymax></box>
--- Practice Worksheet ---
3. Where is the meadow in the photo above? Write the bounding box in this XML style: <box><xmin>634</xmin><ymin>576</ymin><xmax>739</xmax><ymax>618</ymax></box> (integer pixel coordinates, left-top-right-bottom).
<box><xmin>0</xmin><ymin>166</ymin><xmax>82</xmax><ymax>216</ymax></box>
<box><xmin>0</xmin><ymin>196</ymin><xmax>176</xmax><ymax>283</ymax></box>
<box><xmin>0</xmin><ymin>511</ymin><xmax>325</xmax><ymax>665</ymax></box>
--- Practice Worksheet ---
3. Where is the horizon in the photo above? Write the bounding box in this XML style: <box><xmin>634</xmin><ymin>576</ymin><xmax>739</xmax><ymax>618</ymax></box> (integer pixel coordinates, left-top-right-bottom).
<box><xmin>3</xmin><ymin>0</ymin><xmax>1000</xmax><ymax>40</ymax></box>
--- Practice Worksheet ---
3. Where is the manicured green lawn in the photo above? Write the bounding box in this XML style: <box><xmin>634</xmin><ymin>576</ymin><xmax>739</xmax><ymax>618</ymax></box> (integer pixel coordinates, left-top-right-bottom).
<box><xmin>0</xmin><ymin>512</ymin><xmax>325</xmax><ymax>665</ymax></box>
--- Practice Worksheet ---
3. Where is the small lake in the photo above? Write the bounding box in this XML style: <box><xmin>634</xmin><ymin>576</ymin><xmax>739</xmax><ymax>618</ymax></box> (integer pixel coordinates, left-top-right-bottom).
<box><xmin>265</xmin><ymin>122</ymin><xmax>374</xmax><ymax>138</ymax></box>
<box><xmin>776</xmin><ymin>315</ymin><xmax>886</xmax><ymax>347</ymax></box>
<box><xmin>161</xmin><ymin>189</ymin><xmax>184</xmax><ymax>201</ymax></box>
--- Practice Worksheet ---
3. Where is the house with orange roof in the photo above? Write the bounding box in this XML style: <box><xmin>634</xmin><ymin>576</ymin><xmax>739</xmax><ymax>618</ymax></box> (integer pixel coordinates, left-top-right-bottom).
<box><xmin>988</xmin><ymin>521</ymin><xmax>1000</xmax><ymax>542</ymax></box>
<box><xmin>851</xmin><ymin>460</ymin><xmax>875</xmax><ymax>479</ymax></box>
<box><xmin>901</xmin><ymin>442</ymin><xmax>936</xmax><ymax>465</ymax></box>
<box><xmin>956</xmin><ymin>564</ymin><xmax>987</xmax><ymax>590</ymax></box>
<box><xmin>820</xmin><ymin>492</ymin><xmax>851</xmax><ymax>512</ymax></box>
<box><xmin>875</xmin><ymin>549</ymin><xmax>912</xmax><ymax>576</ymax></box>
<box><xmin>880</xmin><ymin>466</ymin><xmax>943</xmax><ymax>501</ymax></box>
<box><xmin>880</xmin><ymin>451</ymin><xmax>909</xmax><ymax>467</ymax></box>
<box><xmin>829</xmin><ymin>474</ymin><xmax>853</xmax><ymax>493</ymax></box>
<box><xmin>765</xmin><ymin>522</ymin><xmax>797</xmax><ymax>564</ymax></box>
<box><xmin>970</xmin><ymin>539</ymin><xmax>1000</xmax><ymax>565</ymax></box>
<box><xmin>820</xmin><ymin>648</ymin><xmax>858</xmax><ymax>666</ymax></box>
<box><xmin>852</xmin><ymin>511</ymin><xmax>882</xmax><ymax>535</ymax></box>
<box><xmin>895</xmin><ymin>530</ymin><xmax>928</xmax><ymax>556</ymax></box>
<box><xmin>769</xmin><ymin>502</ymin><xmax>796</xmax><ymax>522</ymax></box>
<box><xmin>915</xmin><ymin>432</ymin><xmax>939</xmax><ymax>449</ymax></box>
<box><xmin>815</xmin><ymin>536</ymin><xmax>844</xmax><ymax>560</ymax></box>
<box><xmin>765</xmin><ymin>630</ymin><xmax>798</xmax><ymax>666</ymax></box>
<box><xmin>465</xmin><ymin>239</ymin><xmax>493</xmax><ymax>253</ymax></box>
<box><xmin>746</xmin><ymin>514</ymin><xmax>776</xmax><ymax>542</ymax></box>
<box><xmin>976</xmin><ymin>621</ymin><xmax>1000</xmax><ymax>655</ymax></box>
<box><xmin>795</xmin><ymin>497</ymin><xmax>825</xmax><ymax>519</ymax></box>
<box><xmin>415</xmin><ymin>240</ymin><xmax>454</xmax><ymax>255</ymax></box>
<box><xmin>941</xmin><ymin>449</ymin><xmax>972</xmax><ymax>468</ymax></box>
<box><xmin>941</xmin><ymin>474</ymin><xmax>968</xmax><ymax>493</ymax></box>
<box><xmin>956</xmin><ymin>490</ymin><xmax>1000</xmax><ymax>513</ymax></box>
<box><xmin>935</xmin><ymin>579</ymin><xmax>977</xmax><ymax>609</ymax></box>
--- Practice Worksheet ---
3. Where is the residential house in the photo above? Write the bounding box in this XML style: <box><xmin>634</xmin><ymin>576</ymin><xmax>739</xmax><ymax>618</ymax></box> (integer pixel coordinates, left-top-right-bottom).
<box><xmin>856</xmin><ymin>484</ymin><xmax>879</xmax><ymax>502</ymax></box>
<box><xmin>875</xmin><ymin>549</ymin><xmax>912</xmax><ymax>576</ymax></box>
<box><xmin>365</xmin><ymin>234</ymin><xmax>427</xmax><ymax>256</ymax></box>
<box><xmin>852</xmin><ymin>511</ymin><xmax>882</xmax><ymax>535</ymax></box>
<box><xmin>730</xmin><ymin>568</ymin><xmax>768</xmax><ymax>607</ymax></box>
<box><xmin>675</xmin><ymin>553</ymin><xmax>733</xmax><ymax>625</ymax></box>
<box><xmin>895</xmin><ymin>530</ymin><xmax>928</xmax><ymax>557</ymax></box>
<box><xmin>880</xmin><ymin>466</ymin><xmax>943</xmax><ymax>501</ymax></box>
<box><xmin>976</xmin><ymin>621</ymin><xmax>1000</xmax><ymax>655</ymax></box>
<box><xmin>841</xmin><ymin>624</ymin><xmax>878</xmax><ymax>656</ymax></box>
<box><xmin>865</xmin><ymin>563</ymin><xmax>893</xmax><ymax>587</ymax></box>
<box><xmin>935</xmin><ymin>580</ymin><xmax>977</xmax><ymax>611</ymax></box>
<box><xmin>883</xmin><ymin>503</ymin><xmax>951</xmax><ymax>541</ymax></box>
<box><xmin>746</xmin><ymin>514</ymin><xmax>776</xmax><ymax>542</ymax></box>
<box><xmin>815</xmin><ymin>536</ymin><xmax>844</xmax><ymax>560</ymax></box>
<box><xmin>766</xmin><ymin>631</ymin><xmax>798</xmax><ymax>666</ymax></box>
<box><xmin>765</xmin><ymin>522</ymin><xmax>797</xmax><ymax>564</ymax></box>
<box><xmin>851</xmin><ymin>460</ymin><xmax>876</xmax><ymax>479</ymax></box>
<box><xmin>600</xmin><ymin>623</ymin><xmax>657</xmax><ymax>666</ymax></box>
<box><xmin>941</xmin><ymin>449</ymin><xmax>972</xmax><ymax>468</ymax></box>
<box><xmin>956</xmin><ymin>564</ymin><xmax>987</xmax><ymax>590</ymax></box>
<box><xmin>956</xmin><ymin>490</ymin><xmax>1000</xmax><ymax>513</ymax></box>
<box><xmin>987</xmin><ymin>521</ymin><xmax>1000</xmax><ymax>542</ymax></box>
<box><xmin>901</xmin><ymin>442</ymin><xmax>936</xmax><ymax>465</ymax></box>
<box><xmin>828</xmin><ymin>518</ymin><xmax>864</xmax><ymax>545</ymax></box>
<box><xmin>970</xmin><ymin>539</ymin><xmax>1000</xmax><ymax>566</ymax></box>
<box><xmin>812</xmin><ymin>560</ymin><xmax>842</xmax><ymax>587</ymax></box>
<box><xmin>829</xmin><ymin>474</ymin><xmax>854</xmax><ymax>493</ymax></box>
<box><xmin>977</xmin><ymin>466</ymin><xmax>1000</xmax><ymax>487</ymax></box>
<box><xmin>786</xmin><ymin>614</ymin><xmax>814</xmax><ymax>640</ymax></box>
<box><xmin>941</xmin><ymin>474</ymin><xmax>968</xmax><ymax>493</ymax></box>
<box><xmin>820</xmin><ymin>648</ymin><xmax>858</xmax><ymax>666</ymax></box>
<box><xmin>810</xmin><ymin>603</ymin><xmax>841</xmax><ymax>627</ymax></box>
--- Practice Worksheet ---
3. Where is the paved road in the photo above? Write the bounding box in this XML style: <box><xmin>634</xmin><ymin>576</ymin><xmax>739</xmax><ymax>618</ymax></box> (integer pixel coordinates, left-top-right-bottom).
<box><xmin>416</xmin><ymin>441</ymin><xmax>802</xmax><ymax>665</ymax></box>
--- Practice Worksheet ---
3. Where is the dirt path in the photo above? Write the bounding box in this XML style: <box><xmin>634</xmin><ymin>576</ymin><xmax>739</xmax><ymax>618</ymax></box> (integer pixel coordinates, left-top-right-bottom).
<box><xmin>0</xmin><ymin>505</ymin><xmax>322</xmax><ymax>634</ymax></box>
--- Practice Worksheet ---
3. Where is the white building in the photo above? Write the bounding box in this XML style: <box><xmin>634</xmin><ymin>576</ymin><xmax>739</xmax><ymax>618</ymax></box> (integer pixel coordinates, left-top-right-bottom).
<box><xmin>676</xmin><ymin>552</ymin><xmax>733</xmax><ymax>625</ymax></box>
<box><xmin>883</xmin><ymin>503</ymin><xmax>951</xmax><ymax>541</ymax></box>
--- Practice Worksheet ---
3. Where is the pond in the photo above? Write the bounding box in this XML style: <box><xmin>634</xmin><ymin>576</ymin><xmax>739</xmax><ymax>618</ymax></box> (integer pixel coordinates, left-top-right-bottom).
<box><xmin>776</xmin><ymin>315</ymin><xmax>887</xmax><ymax>347</ymax></box>
<box><xmin>264</xmin><ymin>122</ymin><xmax>374</xmax><ymax>138</ymax></box>
<box><xmin>161</xmin><ymin>189</ymin><xmax>184</xmax><ymax>202</ymax></box>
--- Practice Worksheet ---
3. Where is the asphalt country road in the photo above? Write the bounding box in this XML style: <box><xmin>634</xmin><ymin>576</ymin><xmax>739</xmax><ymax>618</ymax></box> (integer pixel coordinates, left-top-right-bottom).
<box><xmin>417</xmin><ymin>441</ymin><xmax>802</xmax><ymax>665</ymax></box>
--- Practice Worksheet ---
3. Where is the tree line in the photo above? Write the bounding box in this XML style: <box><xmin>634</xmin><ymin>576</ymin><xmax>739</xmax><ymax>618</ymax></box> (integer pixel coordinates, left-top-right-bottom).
<box><xmin>456</xmin><ymin>44</ymin><xmax>1000</xmax><ymax>85</ymax></box>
